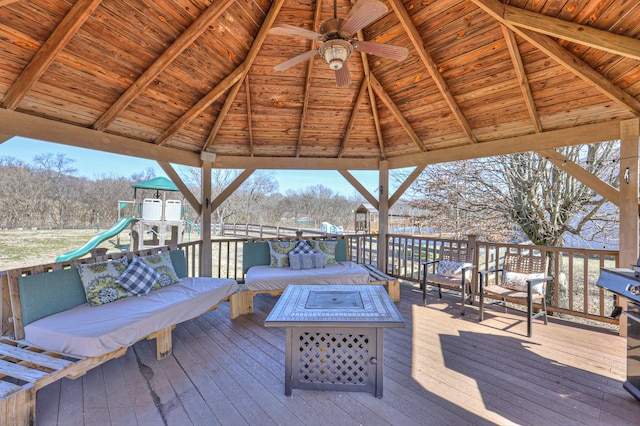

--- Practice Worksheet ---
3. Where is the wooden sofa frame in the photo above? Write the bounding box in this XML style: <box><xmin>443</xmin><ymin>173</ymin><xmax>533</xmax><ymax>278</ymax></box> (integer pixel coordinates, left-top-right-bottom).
<box><xmin>0</xmin><ymin>245</ymin><xmax>232</xmax><ymax>425</ymax></box>
<box><xmin>229</xmin><ymin>237</ymin><xmax>400</xmax><ymax>319</ymax></box>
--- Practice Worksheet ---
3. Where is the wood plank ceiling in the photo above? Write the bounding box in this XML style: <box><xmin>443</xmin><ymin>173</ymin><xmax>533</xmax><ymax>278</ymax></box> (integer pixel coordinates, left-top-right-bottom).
<box><xmin>0</xmin><ymin>0</ymin><xmax>638</xmax><ymax>171</ymax></box>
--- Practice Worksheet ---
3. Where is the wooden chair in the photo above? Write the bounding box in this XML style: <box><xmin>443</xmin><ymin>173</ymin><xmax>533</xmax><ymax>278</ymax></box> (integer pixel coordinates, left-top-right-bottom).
<box><xmin>422</xmin><ymin>246</ymin><xmax>476</xmax><ymax>315</ymax></box>
<box><xmin>478</xmin><ymin>253</ymin><xmax>552</xmax><ymax>337</ymax></box>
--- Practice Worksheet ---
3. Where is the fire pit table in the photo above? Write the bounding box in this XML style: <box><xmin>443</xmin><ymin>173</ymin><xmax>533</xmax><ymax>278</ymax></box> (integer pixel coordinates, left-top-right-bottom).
<box><xmin>264</xmin><ymin>284</ymin><xmax>405</xmax><ymax>398</ymax></box>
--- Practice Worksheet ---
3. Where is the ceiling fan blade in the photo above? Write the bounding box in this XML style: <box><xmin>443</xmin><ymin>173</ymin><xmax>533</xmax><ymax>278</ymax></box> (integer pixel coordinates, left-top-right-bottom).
<box><xmin>335</xmin><ymin>63</ymin><xmax>351</xmax><ymax>88</ymax></box>
<box><xmin>353</xmin><ymin>40</ymin><xmax>409</xmax><ymax>62</ymax></box>
<box><xmin>339</xmin><ymin>0</ymin><xmax>388</xmax><ymax>36</ymax></box>
<box><xmin>268</xmin><ymin>24</ymin><xmax>324</xmax><ymax>41</ymax></box>
<box><xmin>274</xmin><ymin>49</ymin><xmax>318</xmax><ymax>71</ymax></box>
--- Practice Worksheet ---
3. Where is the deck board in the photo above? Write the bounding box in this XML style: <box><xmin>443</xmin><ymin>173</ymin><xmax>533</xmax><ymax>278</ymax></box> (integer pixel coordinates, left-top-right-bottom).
<box><xmin>34</xmin><ymin>285</ymin><xmax>639</xmax><ymax>425</ymax></box>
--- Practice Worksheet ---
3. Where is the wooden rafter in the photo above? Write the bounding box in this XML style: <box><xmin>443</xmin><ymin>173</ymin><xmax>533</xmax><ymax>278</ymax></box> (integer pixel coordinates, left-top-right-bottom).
<box><xmin>502</xmin><ymin>26</ymin><xmax>542</xmax><ymax>133</ymax></box>
<box><xmin>471</xmin><ymin>0</ymin><xmax>640</xmax><ymax>116</ymax></box>
<box><xmin>202</xmin><ymin>78</ymin><xmax>244</xmax><ymax>151</ymax></box>
<box><xmin>337</xmin><ymin>79</ymin><xmax>368</xmax><ymax>158</ymax></box>
<box><xmin>388</xmin><ymin>0</ymin><xmax>477</xmax><ymax>144</ymax></box>
<box><xmin>0</xmin><ymin>0</ymin><xmax>102</xmax><ymax>110</ymax></box>
<box><xmin>154</xmin><ymin>0</ymin><xmax>286</xmax><ymax>146</ymax></box>
<box><xmin>0</xmin><ymin>0</ymin><xmax>21</xmax><ymax>6</ymax></box>
<box><xmin>368</xmin><ymin>73</ymin><xmax>426</xmax><ymax>152</ymax></box>
<box><xmin>245</xmin><ymin>76</ymin><xmax>254</xmax><ymax>157</ymax></box>
<box><xmin>0</xmin><ymin>134</ymin><xmax>11</xmax><ymax>144</ymax></box>
<box><xmin>503</xmin><ymin>5</ymin><xmax>640</xmax><ymax>61</ymax></box>
<box><xmin>92</xmin><ymin>0</ymin><xmax>236</xmax><ymax>131</ymax></box>
<box><xmin>356</xmin><ymin>27</ymin><xmax>385</xmax><ymax>158</ymax></box>
<box><xmin>295</xmin><ymin>0</ymin><xmax>323</xmax><ymax>158</ymax></box>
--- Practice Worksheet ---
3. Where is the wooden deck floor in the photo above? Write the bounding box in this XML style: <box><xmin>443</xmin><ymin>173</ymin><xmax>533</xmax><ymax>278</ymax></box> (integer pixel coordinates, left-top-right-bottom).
<box><xmin>35</xmin><ymin>284</ymin><xmax>639</xmax><ymax>425</ymax></box>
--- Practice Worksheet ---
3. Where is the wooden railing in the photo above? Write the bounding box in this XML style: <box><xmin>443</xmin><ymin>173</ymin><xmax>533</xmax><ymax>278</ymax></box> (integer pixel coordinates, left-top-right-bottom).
<box><xmin>0</xmin><ymin>225</ymin><xmax>620</xmax><ymax>327</ymax></box>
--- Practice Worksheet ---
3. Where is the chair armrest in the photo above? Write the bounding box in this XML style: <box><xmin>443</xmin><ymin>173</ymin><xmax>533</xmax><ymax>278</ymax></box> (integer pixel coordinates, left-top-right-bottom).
<box><xmin>526</xmin><ymin>276</ymin><xmax>553</xmax><ymax>285</ymax></box>
<box><xmin>478</xmin><ymin>268</ymin><xmax>502</xmax><ymax>276</ymax></box>
<box><xmin>422</xmin><ymin>260</ymin><xmax>439</xmax><ymax>266</ymax></box>
<box><xmin>462</xmin><ymin>264</ymin><xmax>477</xmax><ymax>271</ymax></box>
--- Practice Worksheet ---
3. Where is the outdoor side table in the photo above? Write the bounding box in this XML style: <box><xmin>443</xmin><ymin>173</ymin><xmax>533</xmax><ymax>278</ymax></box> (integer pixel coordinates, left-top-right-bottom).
<box><xmin>264</xmin><ymin>284</ymin><xmax>405</xmax><ymax>398</ymax></box>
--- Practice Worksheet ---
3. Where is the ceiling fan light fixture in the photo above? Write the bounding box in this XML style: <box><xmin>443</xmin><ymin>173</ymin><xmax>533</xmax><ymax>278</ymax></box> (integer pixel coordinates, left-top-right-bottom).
<box><xmin>319</xmin><ymin>39</ymin><xmax>352</xmax><ymax>70</ymax></box>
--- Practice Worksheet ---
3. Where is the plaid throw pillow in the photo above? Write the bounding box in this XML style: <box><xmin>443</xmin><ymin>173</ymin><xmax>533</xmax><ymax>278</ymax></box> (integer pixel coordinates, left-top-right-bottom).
<box><xmin>291</xmin><ymin>240</ymin><xmax>316</xmax><ymax>254</ymax></box>
<box><xmin>116</xmin><ymin>256</ymin><xmax>162</xmax><ymax>296</ymax></box>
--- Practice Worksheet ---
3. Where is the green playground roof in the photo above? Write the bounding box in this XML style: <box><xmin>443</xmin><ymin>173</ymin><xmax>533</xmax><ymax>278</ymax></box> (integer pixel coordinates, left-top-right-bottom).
<box><xmin>132</xmin><ymin>177</ymin><xmax>179</xmax><ymax>192</ymax></box>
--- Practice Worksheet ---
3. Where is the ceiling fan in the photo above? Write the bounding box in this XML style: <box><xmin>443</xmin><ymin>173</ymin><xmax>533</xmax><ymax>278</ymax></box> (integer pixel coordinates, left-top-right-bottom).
<box><xmin>268</xmin><ymin>0</ymin><xmax>409</xmax><ymax>88</ymax></box>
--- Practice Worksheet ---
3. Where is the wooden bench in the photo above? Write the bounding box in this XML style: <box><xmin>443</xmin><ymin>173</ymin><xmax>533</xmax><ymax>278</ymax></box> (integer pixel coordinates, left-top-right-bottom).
<box><xmin>229</xmin><ymin>238</ymin><xmax>400</xmax><ymax>319</ymax></box>
<box><xmin>1</xmin><ymin>246</ymin><xmax>237</xmax><ymax>424</ymax></box>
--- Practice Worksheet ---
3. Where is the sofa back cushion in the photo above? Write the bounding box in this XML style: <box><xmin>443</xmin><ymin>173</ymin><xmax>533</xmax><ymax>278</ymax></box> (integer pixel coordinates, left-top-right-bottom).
<box><xmin>242</xmin><ymin>239</ymin><xmax>347</xmax><ymax>273</ymax></box>
<box><xmin>19</xmin><ymin>268</ymin><xmax>87</xmax><ymax>326</ymax></box>
<box><xmin>168</xmin><ymin>249</ymin><xmax>188</xmax><ymax>279</ymax></box>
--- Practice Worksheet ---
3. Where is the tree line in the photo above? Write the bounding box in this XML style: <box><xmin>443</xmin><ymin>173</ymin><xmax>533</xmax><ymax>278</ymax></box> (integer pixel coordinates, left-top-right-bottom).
<box><xmin>1</xmin><ymin>141</ymin><xmax>621</xmax><ymax>251</ymax></box>
<box><xmin>0</xmin><ymin>153</ymin><xmax>361</xmax><ymax>231</ymax></box>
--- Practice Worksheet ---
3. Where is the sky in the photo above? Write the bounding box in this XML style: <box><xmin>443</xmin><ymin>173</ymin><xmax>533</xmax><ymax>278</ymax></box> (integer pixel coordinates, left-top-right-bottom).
<box><xmin>0</xmin><ymin>136</ymin><xmax>384</xmax><ymax>197</ymax></box>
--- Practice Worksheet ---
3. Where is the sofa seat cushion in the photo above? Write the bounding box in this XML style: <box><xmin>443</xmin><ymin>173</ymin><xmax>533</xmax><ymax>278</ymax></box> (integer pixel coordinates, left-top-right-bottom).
<box><xmin>245</xmin><ymin>261</ymin><xmax>369</xmax><ymax>291</ymax></box>
<box><xmin>24</xmin><ymin>277</ymin><xmax>238</xmax><ymax>357</ymax></box>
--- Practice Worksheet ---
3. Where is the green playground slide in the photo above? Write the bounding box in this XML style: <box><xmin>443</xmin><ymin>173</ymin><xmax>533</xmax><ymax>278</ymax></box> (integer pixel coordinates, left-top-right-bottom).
<box><xmin>55</xmin><ymin>217</ymin><xmax>138</xmax><ymax>263</ymax></box>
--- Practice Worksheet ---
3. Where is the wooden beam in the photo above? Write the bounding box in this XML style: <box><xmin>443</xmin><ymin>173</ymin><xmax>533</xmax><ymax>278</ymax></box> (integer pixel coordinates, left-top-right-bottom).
<box><xmin>202</xmin><ymin>78</ymin><xmax>244</xmax><ymax>151</ymax></box>
<box><xmin>0</xmin><ymin>134</ymin><xmax>12</xmax><ymax>144</ymax></box>
<box><xmin>369</xmin><ymin>73</ymin><xmax>426</xmax><ymax>152</ymax></box>
<box><xmin>154</xmin><ymin>0</ymin><xmax>286</xmax><ymax>146</ymax></box>
<box><xmin>356</xmin><ymin>24</ymin><xmax>385</xmax><ymax>158</ymax></box>
<box><xmin>338</xmin><ymin>170</ymin><xmax>379</xmax><ymax>209</ymax></box>
<box><xmin>0</xmin><ymin>108</ymin><xmax>201</xmax><ymax>167</ymax></box>
<box><xmin>213</xmin><ymin>155</ymin><xmax>379</xmax><ymax>170</ymax></box>
<box><xmin>337</xmin><ymin>79</ymin><xmax>368</xmax><ymax>158</ymax></box>
<box><xmin>157</xmin><ymin>161</ymin><xmax>201</xmax><ymax>214</ymax></box>
<box><xmin>0</xmin><ymin>0</ymin><xmax>21</xmax><ymax>6</ymax></box>
<box><xmin>296</xmin><ymin>0</ymin><xmax>323</xmax><ymax>158</ymax></box>
<box><xmin>503</xmin><ymin>5</ymin><xmax>640</xmax><ymax>61</ymax></box>
<box><xmin>1</xmin><ymin>0</ymin><xmax>102</xmax><ymax>110</ymax></box>
<box><xmin>471</xmin><ymin>0</ymin><xmax>640</xmax><ymax>115</ymax></box>
<box><xmin>537</xmin><ymin>149</ymin><xmax>620</xmax><ymax>206</ymax></box>
<box><xmin>244</xmin><ymin>76</ymin><xmax>255</xmax><ymax>157</ymax></box>
<box><xmin>502</xmin><ymin>26</ymin><xmax>542</xmax><ymax>133</ymax></box>
<box><xmin>389</xmin><ymin>0</ymin><xmax>477</xmax><ymax>144</ymax></box>
<box><xmin>92</xmin><ymin>0</ymin><xmax>236</xmax><ymax>131</ymax></box>
<box><xmin>210</xmin><ymin>169</ymin><xmax>255</xmax><ymax>211</ymax></box>
<box><xmin>389</xmin><ymin>120</ymin><xmax>621</xmax><ymax>168</ymax></box>
<box><xmin>389</xmin><ymin>165</ymin><xmax>426</xmax><ymax>208</ymax></box>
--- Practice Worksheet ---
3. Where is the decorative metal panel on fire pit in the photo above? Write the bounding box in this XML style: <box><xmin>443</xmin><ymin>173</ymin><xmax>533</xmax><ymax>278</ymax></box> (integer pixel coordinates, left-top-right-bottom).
<box><xmin>265</xmin><ymin>285</ymin><xmax>405</xmax><ymax>397</ymax></box>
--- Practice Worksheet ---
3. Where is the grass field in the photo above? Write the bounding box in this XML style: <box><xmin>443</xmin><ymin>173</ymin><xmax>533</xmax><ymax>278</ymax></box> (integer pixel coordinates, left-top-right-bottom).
<box><xmin>0</xmin><ymin>229</ymin><xmax>130</xmax><ymax>270</ymax></box>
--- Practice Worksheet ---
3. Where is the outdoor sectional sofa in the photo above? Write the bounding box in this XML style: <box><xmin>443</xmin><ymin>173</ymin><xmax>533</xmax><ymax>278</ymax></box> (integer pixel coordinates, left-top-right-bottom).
<box><xmin>0</xmin><ymin>246</ymin><xmax>237</xmax><ymax>424</ymax></box>
<box><xmin>229</xmin><ymin>237</ymin><xmax>400</xmax><ymax>318</ymax></box>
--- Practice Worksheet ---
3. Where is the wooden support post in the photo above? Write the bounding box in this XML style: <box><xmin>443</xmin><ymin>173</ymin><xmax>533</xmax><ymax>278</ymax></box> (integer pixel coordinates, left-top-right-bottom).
<box><xmin>378</xmin><ymin>161</ymin><xmax>390</xmax><ymax>272</ymax></box>
<box><xmin>152</xmin><ymin>327</ymin><xmax>173</xmax><ymax>360</ymax></box>
<box><xmin>619</xmin><ymin>118</ymin><xmax>640</xmax><ymax>337</ymax></box>
<box><xmin>201</xmin><ymin>161</ymin><xmax>212</xmax><ymax>277</ymax></box>
<box><xmin>229</xmin><ymin>291</ymin><xmax>254</xmax><ymax>319</ymax></box>
<box><xmin>0</xmin><ymin>385</ymin><xmax>35</xmax><ymax>426</ymax></box>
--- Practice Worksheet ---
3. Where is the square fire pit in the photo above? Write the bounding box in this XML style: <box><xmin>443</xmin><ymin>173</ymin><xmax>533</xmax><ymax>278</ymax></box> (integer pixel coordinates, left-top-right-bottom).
<box><xmin>264</xmin><ymin>284</ymin><xmax>405</xmax><ymax>398</ymax></box>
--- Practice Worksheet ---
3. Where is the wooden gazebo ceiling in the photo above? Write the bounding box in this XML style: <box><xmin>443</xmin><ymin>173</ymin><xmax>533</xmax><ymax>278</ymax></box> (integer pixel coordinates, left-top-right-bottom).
<box><xmin>0</xmin><ymin>0</ymin><xmax>638</xmax><ymax>171</ymax></box>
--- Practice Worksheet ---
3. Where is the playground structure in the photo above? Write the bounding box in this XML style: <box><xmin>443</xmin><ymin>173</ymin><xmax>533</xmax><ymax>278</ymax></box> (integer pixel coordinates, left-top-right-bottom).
<box><xmin>56</xmin><ymin>177</ymin><xmax>189</xmax><ymax>262</ymax></box>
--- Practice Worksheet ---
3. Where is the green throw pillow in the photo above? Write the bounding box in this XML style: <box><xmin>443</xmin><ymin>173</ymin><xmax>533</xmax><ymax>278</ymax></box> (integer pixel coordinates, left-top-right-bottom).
<box><xmin>77</xmin><ymin>257</ymin><xmax>130</xmax><ymax>307</ymax></box>
<box><xmin>140</xmin><ymin>252</ymin><xmax>180</xmax><ymax>289</ymax></box>
<box><xmin>309</xmin><ymin>240</ymin><xmax>338</xmax><ymax>265</ymax></box>
<box><xmin>268</xmin><ymin>241</ymin><xmax>297</xmax><ymax>267</ymax></box>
